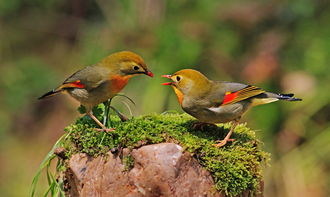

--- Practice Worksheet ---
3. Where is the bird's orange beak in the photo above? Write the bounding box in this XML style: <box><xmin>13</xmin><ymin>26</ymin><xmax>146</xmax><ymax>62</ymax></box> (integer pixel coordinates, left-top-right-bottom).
<box><xmin>162</xmin><ymin>75</ymin><xmax>173</xmax><ymax>85</ymax></box>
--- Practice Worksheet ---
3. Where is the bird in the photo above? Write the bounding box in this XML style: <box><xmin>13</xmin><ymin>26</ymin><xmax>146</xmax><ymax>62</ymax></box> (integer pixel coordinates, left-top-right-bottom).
<box><xmin>39</xmin><ymin>51</ymin><xmax>153</xmax><ymax>131</ymax></box>
<box><xmin>162</xmin><ymin>69</ymin><xmax>301</xmax><ymax>147</ymax></box>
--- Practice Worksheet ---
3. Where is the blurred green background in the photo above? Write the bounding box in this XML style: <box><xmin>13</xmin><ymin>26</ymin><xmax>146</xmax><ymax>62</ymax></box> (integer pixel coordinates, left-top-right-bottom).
<box><xmin>0</xmin><ymin>0</ymin><xmax>329</xmax><ymax>196</ymax></box>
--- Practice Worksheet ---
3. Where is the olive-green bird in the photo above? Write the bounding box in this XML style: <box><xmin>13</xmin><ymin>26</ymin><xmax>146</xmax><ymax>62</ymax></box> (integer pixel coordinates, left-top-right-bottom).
<box><xmin>39</xmin><ymin>51</ymin><xmax>153</xmax><ymax>131</ymax></box>
<box><xmin>162</xmin><ymin>69</ymin><xmax>301</xmax><ymax>147</ymax></box>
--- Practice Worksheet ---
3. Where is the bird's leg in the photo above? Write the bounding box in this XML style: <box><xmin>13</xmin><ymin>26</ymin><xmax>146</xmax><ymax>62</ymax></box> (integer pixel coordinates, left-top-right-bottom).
<box><xmin>103</xmin><ymin>100</ymin><xmax>111</xmax><ymax>127</ymax></box>
<box><xmin>87</xmin><ymin>111</ymin><xmax>115</xmax><ymax>132</ymax></box>
<box><xmin>213</xmin><ymin>119</ymin><xmax>239</xmax><ymax>148</ymax></box>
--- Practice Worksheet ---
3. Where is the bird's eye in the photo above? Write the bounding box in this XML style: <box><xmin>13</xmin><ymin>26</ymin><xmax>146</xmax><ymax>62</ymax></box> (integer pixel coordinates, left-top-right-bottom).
<box><xmin>133</xmin><ymin>66</ymin><xmax>139</xmax><ymax>70</ymax></box>
<box><xmin>176</xmin><ymin>76</ymin><xmax>181</xmax><ymax>81</ymax></box>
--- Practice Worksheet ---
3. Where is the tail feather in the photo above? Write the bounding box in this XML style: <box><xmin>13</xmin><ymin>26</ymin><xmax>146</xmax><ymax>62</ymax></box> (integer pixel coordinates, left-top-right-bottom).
<box><xmin>278</xmin><ymin>93</ymin><xmax>302</xmax><ymax>101</ymax></box>
<box><xmin>251</xmin><ymin>92</ymin><xmax>302</xmax><ymax>106</ymax></box>
<box><xmin>38</xmin><ymin>89</ymin><xmax>61</xmax><ymax>100</ymax></box>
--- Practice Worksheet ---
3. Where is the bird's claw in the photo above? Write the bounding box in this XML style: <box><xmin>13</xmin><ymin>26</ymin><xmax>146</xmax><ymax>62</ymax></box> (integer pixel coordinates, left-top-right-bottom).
<box><xmin>95</xmin><ymin>128</ymin><xmax>115</xmax><ymax>133</ymax></box>
<box><xmin>212</xmin><ymin>139</ymin><xmax>235</xmax><ymax>148</ymax></box>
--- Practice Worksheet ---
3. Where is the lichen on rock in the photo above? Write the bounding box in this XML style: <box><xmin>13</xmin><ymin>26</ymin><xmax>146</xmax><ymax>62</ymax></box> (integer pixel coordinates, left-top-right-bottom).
<box><xmin>60</xmin><ymin>112</ymin><xmax>269</xmax><ymax>196</ymax></box>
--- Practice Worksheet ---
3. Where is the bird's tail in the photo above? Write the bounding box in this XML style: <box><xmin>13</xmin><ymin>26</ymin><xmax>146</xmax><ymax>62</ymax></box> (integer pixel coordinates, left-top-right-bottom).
<box><xmin>277</xmin><ymin>93</ymin><xmax>302</xmax><ymax>101</ymax></box>
<box><xmin>38</xmin><ymin>88</ymin><xmax>62</xmax><ymax>100</ymax></box>
<box><xmin>251</xmin><ymin>92</ymin><xmax>302</xmax><ymax>106</ymax></box>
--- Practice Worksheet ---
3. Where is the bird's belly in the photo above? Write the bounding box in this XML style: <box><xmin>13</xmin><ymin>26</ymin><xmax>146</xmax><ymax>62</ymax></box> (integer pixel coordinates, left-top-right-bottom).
<box><xmin>67</xmin><ymin>83</ymin><xmax>117</xmax><ymax>109</ymax></box>
<box><xmin>68</xmin><ymin>88</ymin><xmax>90</xmax><ymax>103</ymax></box>
<box><xmin>184</xmin><ymin>103</ymin><xmax>248</xmax><ymax>123</ymax></box>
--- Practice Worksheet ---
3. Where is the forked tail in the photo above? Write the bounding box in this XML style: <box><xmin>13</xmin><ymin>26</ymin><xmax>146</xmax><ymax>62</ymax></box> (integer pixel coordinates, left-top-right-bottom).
<box><xmin>38</xmin><ymin>80</ymin><xmax>85</xmax><ymax>100</ymax></box>
<box><xmin>251</xmin><ymin>92</ymin><xmax>302</xmax><ymax>106</ymax></box>
<box><xmin>38</xmin><ymin>89</ymin><xmax>62</xmax><ymax>100</ymax></box>
<box><xmin>277</xmin><ymin>93</ymin><xmax>302</xmax><ymax>101</ymax></box>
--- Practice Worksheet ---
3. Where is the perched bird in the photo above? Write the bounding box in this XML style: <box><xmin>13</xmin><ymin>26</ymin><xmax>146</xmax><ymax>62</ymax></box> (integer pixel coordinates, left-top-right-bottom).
<box><xmin>162</xmin><ymin>69</ymin><xmax>301</xmax><ymax>147</ymax></box>
<box><xmin>39</xmin><ymin>51</ymin><xmax>153</xmax><ymax>131</ymax></box>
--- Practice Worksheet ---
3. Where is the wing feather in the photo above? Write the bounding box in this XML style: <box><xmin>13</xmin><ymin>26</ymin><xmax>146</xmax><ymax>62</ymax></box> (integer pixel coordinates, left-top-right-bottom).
<box><xmin>221</xmin><ymin>85</ymin><xmax>265</xmax><ymax>105</ymax></box>
<box><xmin>62</xmin><ymin>66</ymin><xmax>110</xmax><ymax>90</ymax></box>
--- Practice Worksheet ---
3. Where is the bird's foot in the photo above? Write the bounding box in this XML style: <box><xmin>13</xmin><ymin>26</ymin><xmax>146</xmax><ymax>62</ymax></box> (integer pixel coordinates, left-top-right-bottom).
<box><xmin>192</xmin><ymin>122</ymin><xmax>217</xmax><ymax>131</ymax></box>
<box><xmin>95</xmin><ymin>128</ymin><xmax>115</xmax><ymax>133</ymax></box>
<box><xmin>212</xmin><ymin>139</ymin><xmax>235</xmax><ymax>148</ymax></box>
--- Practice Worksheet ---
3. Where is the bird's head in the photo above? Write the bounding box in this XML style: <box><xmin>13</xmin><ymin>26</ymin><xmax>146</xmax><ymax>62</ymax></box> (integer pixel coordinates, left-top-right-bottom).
<box><xmin>100</xmin><ymin>51</ymin><xmax>153</xmax><ymax>77</ymax></box>
<box><xmin>162</xmin><ymin>69</ymin><xmax>211</xmax><ymax>97</ymax></box>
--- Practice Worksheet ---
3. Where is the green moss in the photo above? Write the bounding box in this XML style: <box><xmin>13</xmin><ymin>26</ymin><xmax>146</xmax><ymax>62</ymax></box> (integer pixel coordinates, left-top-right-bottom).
<box><xmin>62</xmin><ymin>112</ymin><xmax>269</xmax><ymax>196</ymax></box>
<box><xmin>122</xmin><ymin>155</ymin><xmax>135</xmax><ymax>171</ymax></box>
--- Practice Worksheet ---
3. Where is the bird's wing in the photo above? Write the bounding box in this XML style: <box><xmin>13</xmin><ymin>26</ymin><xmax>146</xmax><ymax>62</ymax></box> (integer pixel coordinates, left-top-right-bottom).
<box><xmin>213</xmin><ymin>82</ymin><xmax>266</xmax><ymax>106</ymax></box>
<box><xmin>220</xmin><ymin>83</ymin><xmax>266</xmax><ymax>105</ymax></box>
<box><xmin>60</xmin><ymin>66</ymin><xmax>110</xmax><ymax>90</ymax></box>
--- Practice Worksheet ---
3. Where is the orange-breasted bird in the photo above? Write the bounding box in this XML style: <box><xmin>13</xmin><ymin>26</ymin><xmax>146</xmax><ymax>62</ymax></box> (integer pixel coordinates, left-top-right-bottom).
<box><xmin>162</xmin><ymin>69</ymin><xmax>301</xmax><ymax>147</ymax></box>
<box><xmin>39</xmin><ymin>51</ymin><xmax>153</xmax><ymax>131</ymax></box>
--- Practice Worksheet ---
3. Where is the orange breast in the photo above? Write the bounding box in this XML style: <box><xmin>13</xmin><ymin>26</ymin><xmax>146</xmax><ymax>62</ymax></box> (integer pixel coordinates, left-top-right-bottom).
<box><xmin>173</xmin><ymin>86</ymin><xmax>184</xmax><ymax>105</ymax></box>
<box><xmin>110</xmin><ymin>75</ymin><xmax>131</xmax><ymax>94</ymax></box>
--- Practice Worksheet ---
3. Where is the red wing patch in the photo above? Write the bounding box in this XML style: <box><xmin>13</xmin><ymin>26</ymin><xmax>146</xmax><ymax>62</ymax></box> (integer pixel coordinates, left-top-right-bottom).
<box><xmin>222</xmin><ymin>91</ymin><xmax>238</xmax><ymax>105</ymax></box>
<box><xmin>70</xmin><ymin>80</ymin><xmax>85</xmax><ymax>88</ymax></box>
<box><xmin>221</xmin><ymin>85</ymin><xmax>265</xmax><ymax>105</ymax></box>
<box><xmin>61</xmin><ymin>80</ymin><xmax>85</xmax><ymax>89</ymax></box>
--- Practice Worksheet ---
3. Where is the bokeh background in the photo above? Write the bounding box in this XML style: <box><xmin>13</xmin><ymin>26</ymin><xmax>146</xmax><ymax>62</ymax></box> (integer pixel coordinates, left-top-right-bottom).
<box><xmin>1</xmin><ymin>0</ymin><xmax>329</xmax><ymax>196</ymax></box>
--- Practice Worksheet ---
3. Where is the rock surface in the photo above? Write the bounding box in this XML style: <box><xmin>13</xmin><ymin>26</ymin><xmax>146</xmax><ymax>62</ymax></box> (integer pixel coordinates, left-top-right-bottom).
<box><xmin>64</xmin><ymin>143</ymin><xmax>262</xmax><ymax>197</ymax></box>
<box><xmin>64</xmin><ymin>143</ymin><xmax>218</xmax><ymax>197</ymax></box>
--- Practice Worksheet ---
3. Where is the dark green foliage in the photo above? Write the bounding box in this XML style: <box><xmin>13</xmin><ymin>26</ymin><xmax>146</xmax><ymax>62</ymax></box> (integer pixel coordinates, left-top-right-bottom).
<box><xmin>62</xmin><ymin>112</ymin><xmax>269</xmax><ymax>196</ymax></box>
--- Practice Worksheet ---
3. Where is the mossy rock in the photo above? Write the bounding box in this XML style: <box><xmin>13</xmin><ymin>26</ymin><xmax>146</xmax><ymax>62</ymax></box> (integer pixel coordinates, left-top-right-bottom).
<box><xmin>61</xmin><ymin>112</ymin><xmax>269</xmax><ymax>196</ymax></box>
